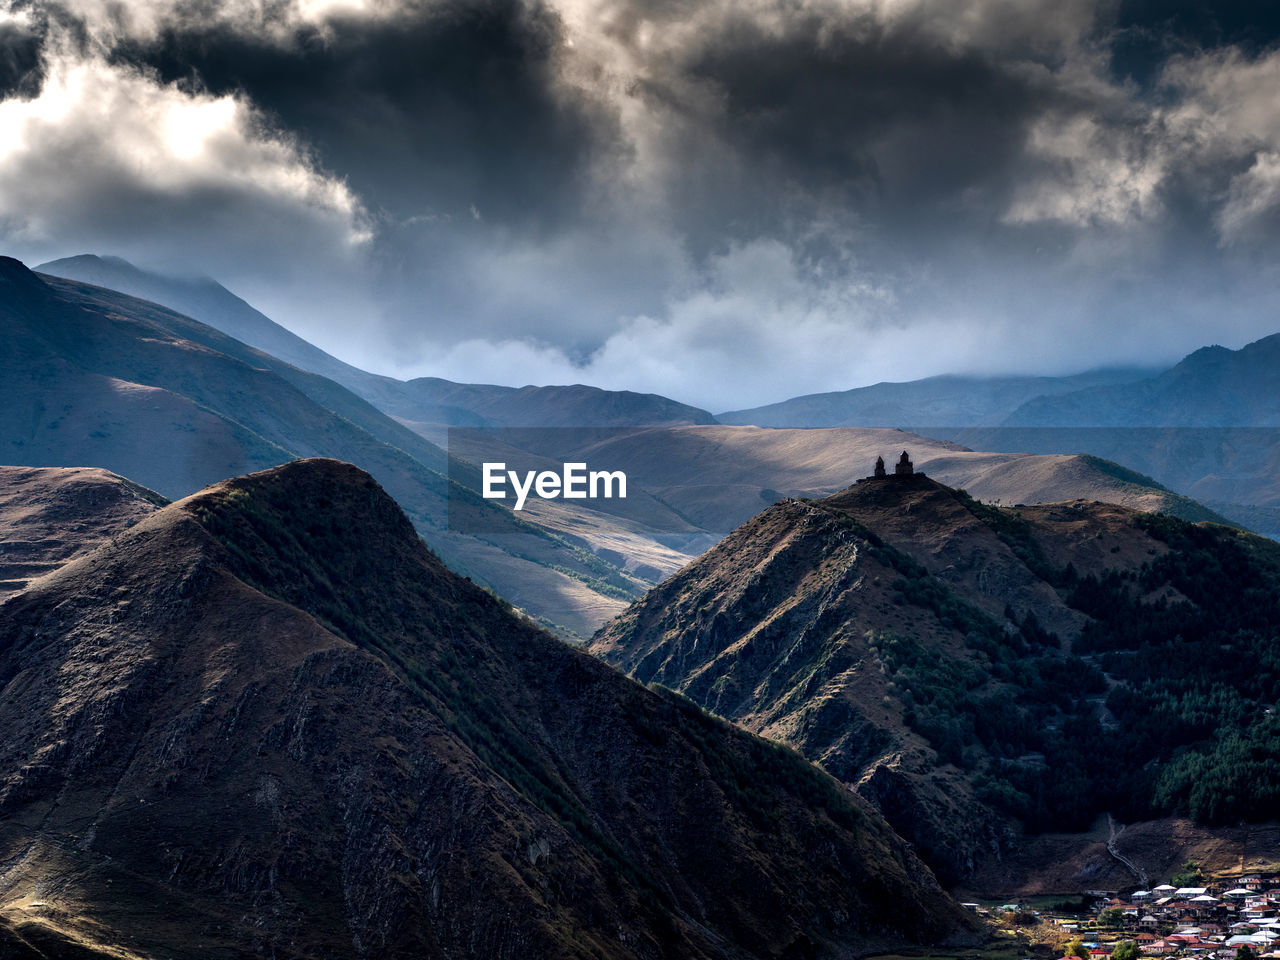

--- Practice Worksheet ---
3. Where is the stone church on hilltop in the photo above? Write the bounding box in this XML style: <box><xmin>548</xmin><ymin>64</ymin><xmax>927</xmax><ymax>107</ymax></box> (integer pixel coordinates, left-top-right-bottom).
<box><xmin>860</xmin><ymin>451</ymin><xmax>920</xmax><ymax>484</ymax></box>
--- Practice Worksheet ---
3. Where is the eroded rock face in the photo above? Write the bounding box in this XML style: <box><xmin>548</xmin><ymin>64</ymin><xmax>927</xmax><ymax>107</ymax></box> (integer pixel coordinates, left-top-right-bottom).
<box><xmin>0</xmin><ymin>458</ymin><xmax>976</xmax><ymax>960</ymax></box>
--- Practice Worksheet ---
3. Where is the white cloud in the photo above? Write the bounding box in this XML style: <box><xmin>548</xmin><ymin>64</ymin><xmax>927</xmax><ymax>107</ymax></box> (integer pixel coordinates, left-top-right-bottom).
<box><xmin>0</xmin><ymin>43</ymin><xmax>377</xmax><ymax>339</ymax></box>
<box><xmin>1160</xmin><ymin>47</ymin><xmax>1280</xmax><ymax>247</ymax></box>
<box><xmin>1219</xmin><ymin>152</ymin><xmax>1280</xmax><ymax>245</ymax></box>
<box><xmin>1003</xmin><ymin>111</ymin><xmax>1168</xmax><ymax>226</ymax></box>
<box><xmin>393</xmin><ymin>239</ymin><xmax>1020</xmax><ymax>410</ymax></box>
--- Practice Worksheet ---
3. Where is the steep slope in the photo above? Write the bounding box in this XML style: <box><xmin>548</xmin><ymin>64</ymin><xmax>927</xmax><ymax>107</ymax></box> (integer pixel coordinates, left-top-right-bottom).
<box><xmin>35</xmin><ymin>255</ymin><xmax>718</xmax><ymax>429</ymax></box>
<box><xmin>0</xmin><ymin>459</ymin><xmax>974</xmax><ymax>959</ymax></box>
<box><xmin>592</xmin><ymin>471</ymin><xmax>1280</xmax><ymax>889</ymax></box>
<box><xmin>0</xmin><ymin>466</ymin><xmax>165</xmax><ymax>600</ymax></box>
<box><xmin>1005</xmin><ymin>333</ymin><xmax>1280</xmax><ymax>427</ymax></box>
<box><xmin>717</xmin><ymin>369</ymin><xmax>1158</xmax><ymax>428</ymax></box>
<box><xmin>3</xmin><ymin>255</ymin><xmax>641</xmax><ymax>637</ymax></box>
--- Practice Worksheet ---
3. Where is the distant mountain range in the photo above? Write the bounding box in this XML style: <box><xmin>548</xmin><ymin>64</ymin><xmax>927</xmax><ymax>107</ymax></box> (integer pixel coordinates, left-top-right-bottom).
<box><xmin>3</xmin><ymin>255</ymin><xmax>651</xmax><ymax>638</ymax></box>
<box><xmin>37</xmin><ymin>255</ymin><xmax>718</xmax><ymax>433</ymax></box>
<box><xmin>592</xmin><ymin>471</ymin><xmax>1280</xmax><ymax>891</ymax></box>
<box><xmin>1003</xmin><ymin>334</ymin><xmax>1280</xmax><ymax>427</ymax></box>
<box><xmin>0</xmin><ymin>459</ymin><xmax>976</xmax><ymax>958</ymax></box>
<box><xmin>717</xmin><ymin>332</ymin><xmax>1280</xmax><ymax>430</ymax></box>
<box><xmin>717</xmin><ymin>336</ymin><xmax>1280</xmax><ymax>539</ymax></box>
<box><xmin>718</xmin><ymin>369</ymin><xmax>1161</xmax><ymax>428</ymax></box>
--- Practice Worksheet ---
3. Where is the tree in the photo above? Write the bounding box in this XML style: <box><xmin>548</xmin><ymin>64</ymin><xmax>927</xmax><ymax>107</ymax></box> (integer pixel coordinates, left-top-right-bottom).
<box><xmin>1235</xmin><ymin>946</ymin><xmax>1256</xmax><ymax>960</ymax></box>
<box><xmin>1170</xmin><ymin>859</ymin><xmax>1203</xmax><ymax>887</ymax></box>
<box><xmin>1111</xmin><ymin>941</ymin><xmax>1140</xmax><ymax>960</ymax></box>
<box><xmin>1098</xmin><ymin>907</ymin><xmax>1126</xmax><ymax>929</ymax></box>
<box><xmin>1064</xmin><ymin>936</ymin><xmax>1090</xmax><ymax>959</ymax></box>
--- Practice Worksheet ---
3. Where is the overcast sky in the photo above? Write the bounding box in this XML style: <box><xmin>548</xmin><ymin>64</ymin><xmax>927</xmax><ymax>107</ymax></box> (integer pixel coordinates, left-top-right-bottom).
<box><xmin>3</xmin><ymin>0</ymin><xmax>1280</xmax><ymax>409</ymax></box>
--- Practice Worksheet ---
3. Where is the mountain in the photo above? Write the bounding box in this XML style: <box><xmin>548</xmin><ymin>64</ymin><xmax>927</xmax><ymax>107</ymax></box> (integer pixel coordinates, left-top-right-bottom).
<box><xmin>0</xmin><ymin>458</ymin><xmax>975</xmax><ymax>959</ymax></box>
<box><xmin>31</xmin><ymin>254</ymin><xmax>1241</xmax><ymax>564</ymax></box>
<box><xmin>717</xmin><ymin>369</ymin><xmax>1159</xmax><ymax>428</ymax></box>
<box><xmin>373</xmin><ymin>379</ymin><xmax>717</xmax><ymax>434</ymax></box>
<box><xmin>1004</xmin><ymin>333</ymin><xmax>1280</xmax><ymax>427</ymax></box>
<box><xmin>34</xmin><ymin>255</ymin><xmax>718</xmax><ymax>430</ymax></box>
<box><xmin>443</xmin><ymin>426</ymin><xmax>1234</xmax><ymax>605</ymax></box>
<box><xmin>591</xmin><ymin>470</ymin><xmax>1280</xmax><ymax>890</ymax></box>
<box><xmin>2</xmin><ymin>255</ymin><xmax>643</xmax><ymax>638</ymax></box>
<box><xmin>35</xmin><ymin>253</ymin><xmax>397</xmax><ymax>402</ymax></box>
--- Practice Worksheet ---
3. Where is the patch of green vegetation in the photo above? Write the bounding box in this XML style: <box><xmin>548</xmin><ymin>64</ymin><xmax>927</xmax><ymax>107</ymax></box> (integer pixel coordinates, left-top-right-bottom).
<box><xmin>1061</xmin><ymin>514</ymin><xmax>1280</xmax><ymax>824</ymax></box>
<box><xmin>881</xmin><ymin>501</ymin><xmax>1280</xmax><ymax>830</ymax></box>
<box><xmin>869</xmin><ymin>625</ymin><xmax>1107</xmax><ymax>829</ymax></box>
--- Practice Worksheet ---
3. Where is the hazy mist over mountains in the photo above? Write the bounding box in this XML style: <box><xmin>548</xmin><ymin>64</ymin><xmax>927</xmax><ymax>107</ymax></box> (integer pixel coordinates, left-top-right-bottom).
<box><xmin>4</xmin><ymin>1</ymin><xmax>1280</xmax><ymax>407</ymax></box>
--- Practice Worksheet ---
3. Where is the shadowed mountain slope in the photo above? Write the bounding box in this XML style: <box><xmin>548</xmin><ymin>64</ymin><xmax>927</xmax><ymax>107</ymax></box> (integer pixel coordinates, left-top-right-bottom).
<box><xmin>35</xmin><ymin>254</ymin><xmax>394</xmax><ymax>403</ymax></box>
<box><xmin>592</xmin><ymin>472</ymin><xmax>1280</xmax><ymax>889</ymax></box>
<box><xmin>2</xmin><ymin>255</ymin><xmax>644</xmax><ymax>637</ymax></box>
<box><xmin>1005</xmin><ymin>333</ymin><xmax>1280</xmax><ymax>427</ymax></box>
<box><xmin>372</xmin><ymin>379</ymin><xmax>717</xmax><ymax>430</ymax></box>
<box><xmin>0</xmin><ymin>459</ymin><xmax>974</xmax><ymax>959</ymax></box>
<box><xmin>35</xmin><ymin>255</ymin><xmax>718</xmax><ymax>430</ymax></box>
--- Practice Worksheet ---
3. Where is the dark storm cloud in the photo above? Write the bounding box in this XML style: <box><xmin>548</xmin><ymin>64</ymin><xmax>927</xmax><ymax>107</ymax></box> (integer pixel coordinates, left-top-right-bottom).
<box><xmin>645</xmin><ymin>10</ymin><xmax>1065</xmax><ymax>259</ymax></box>
<box><xmin>82</xmin><ymin>0</ymin><xmax>645</xmax><ymax>349</ymax></box>
<box><xmin>0</xmin><ymin>12</ymin><xmax>45</xmax><ymax>99</ymax></box>
<box><xmin>112</xmin><ymin>0</ymin><xmax>619</xmax><ymax>231</ymax></box>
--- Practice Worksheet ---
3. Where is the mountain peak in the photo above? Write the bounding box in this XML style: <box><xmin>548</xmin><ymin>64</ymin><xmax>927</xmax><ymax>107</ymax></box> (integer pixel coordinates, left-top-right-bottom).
<box><xmin>36</xmin><ymin>253</ymin><xmax>151</xmax><ymax>287</ymax></box>
<box><xmin>179</xmin><ymin>458</ymin><xmax>433</xmax><ymax>651</ymax></box>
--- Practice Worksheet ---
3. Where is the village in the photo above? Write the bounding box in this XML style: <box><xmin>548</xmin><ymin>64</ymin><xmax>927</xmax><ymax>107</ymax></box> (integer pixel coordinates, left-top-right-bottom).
<box><xmin>968</xmin><ymin>873</ymin><xmax>1280</xmax><ymax>960</ymax></box>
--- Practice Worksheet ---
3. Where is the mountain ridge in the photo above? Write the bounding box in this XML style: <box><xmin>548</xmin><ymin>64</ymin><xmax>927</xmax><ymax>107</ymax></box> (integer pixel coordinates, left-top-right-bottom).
<box><xmin>1004</xmin><ymin>331</ymin><xmax>1280</xmax><ymax>427</ymax></box>
<box><xmin>0</xmin><ymin>457</ymin><xmax>977</xmax><ymax>958</ymax></box>
<box><xmin>717</xmin><ymin>369</ymin><xmax>1161</xmax><ymax>428</ymax></box>
<box><xmin>592</xmin><ymin>469</ymin><xmax>1280</xmax><ymax>888</ymax></box>
<box><xmin>35</xmin><ymin>255</ymin><xmax>719</xmax><ymax>430</ymax></box>
<box><xmin>4</xmin><ymin>255</ymin><xmax>652</xmax><ymax>637</ymax></box>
